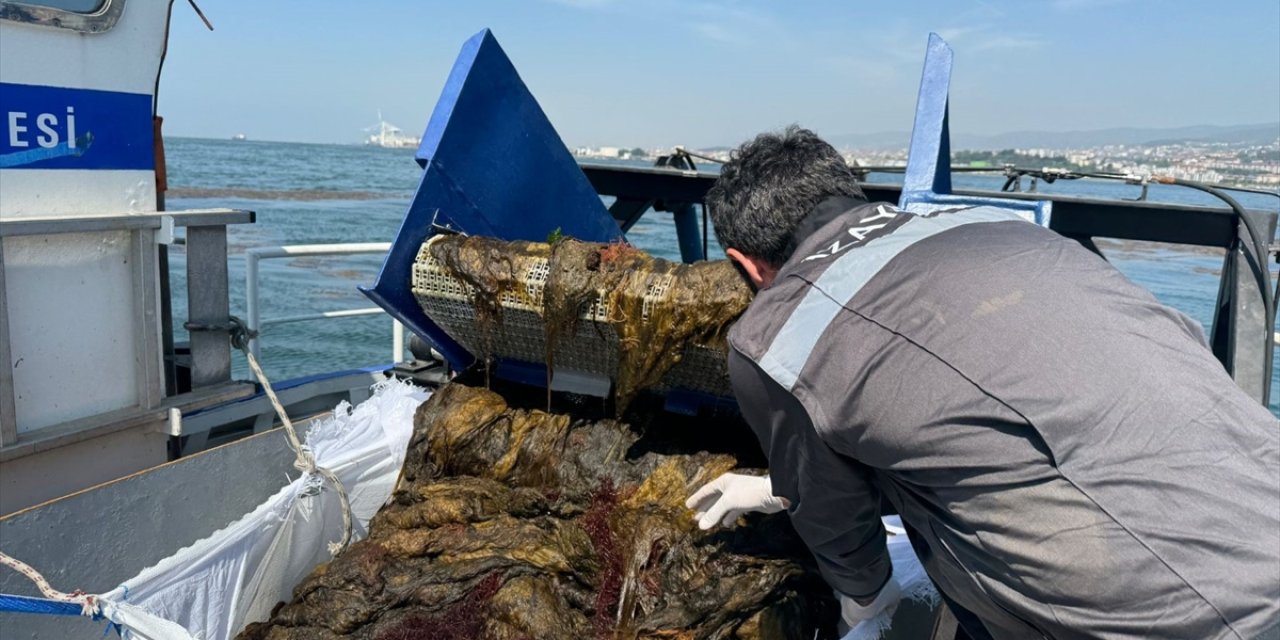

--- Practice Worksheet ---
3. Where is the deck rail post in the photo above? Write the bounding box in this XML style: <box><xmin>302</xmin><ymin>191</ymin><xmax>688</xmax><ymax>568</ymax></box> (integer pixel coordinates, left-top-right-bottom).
<box><xmin>1211</xmin><ymin>209</ymin><xmax>1278</xmax><ymax>406</ymax></box>
<box><xmin>186</xmin><ymin>225</ymin><xmax>233</xmax><ymax>388</ymax></box>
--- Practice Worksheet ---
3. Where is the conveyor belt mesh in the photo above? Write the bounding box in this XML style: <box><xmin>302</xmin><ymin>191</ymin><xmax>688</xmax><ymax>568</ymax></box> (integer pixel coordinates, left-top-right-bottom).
<box><xmin>411</xmin><ymin>236</ymin><xmax>734</xmax><ymax>398</ymax></box>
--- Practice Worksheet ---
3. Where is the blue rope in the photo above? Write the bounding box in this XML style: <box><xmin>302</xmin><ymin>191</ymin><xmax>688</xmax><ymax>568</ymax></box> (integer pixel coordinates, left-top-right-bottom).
<box><xmin>100</xmin><ymin>584</ymin><xmax>130</xmax><ymax>638</ymax></box>
<box><xmin>100</xmin><ymin>618</ymin><xmax>122</xmax><ymax>638</ymax></box>
<box><xmin>0</xmin><ymin>592</ymin><xmax>83</xmax><ymax>616</ymax></box>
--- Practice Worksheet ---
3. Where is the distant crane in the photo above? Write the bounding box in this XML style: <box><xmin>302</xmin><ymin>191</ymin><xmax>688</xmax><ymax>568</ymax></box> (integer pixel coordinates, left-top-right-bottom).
<box><xmin>363</xmin><ymin>111</ymin><xmax>421</xmax><ymax>149</ymax></box>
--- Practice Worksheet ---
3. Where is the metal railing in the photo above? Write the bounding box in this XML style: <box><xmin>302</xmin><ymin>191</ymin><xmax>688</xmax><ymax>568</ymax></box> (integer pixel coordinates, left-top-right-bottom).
<box><xmin>244</xmin><ymin>243</ymin><xmax>402</xmax><ymax>362</ymax></box>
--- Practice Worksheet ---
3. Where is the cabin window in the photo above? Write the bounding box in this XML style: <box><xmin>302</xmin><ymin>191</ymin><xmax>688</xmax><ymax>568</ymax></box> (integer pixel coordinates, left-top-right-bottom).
<box><xmin>0</xmin><ymin>0</ymin><xmax>125</xmax><ymax>33</ymax></box>
<box><xmin>13</xmin><ymin>0</ymin><xmax>105</xmax><ymax>12</ymax></box>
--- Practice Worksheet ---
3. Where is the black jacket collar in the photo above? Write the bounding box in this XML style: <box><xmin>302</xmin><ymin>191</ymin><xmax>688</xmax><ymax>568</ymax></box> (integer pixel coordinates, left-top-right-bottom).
<box><xmin>784</xmin><ymin>196</ymin><xmax>867</xmax><ymax>258</ymax></box>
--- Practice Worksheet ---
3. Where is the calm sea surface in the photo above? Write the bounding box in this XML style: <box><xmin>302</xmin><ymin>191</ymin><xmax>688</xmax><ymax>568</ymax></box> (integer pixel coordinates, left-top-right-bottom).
<box><xmin>163</xmin><ymin>137</ymin><xmax>1280</xmax><ymax>415</ymax></box>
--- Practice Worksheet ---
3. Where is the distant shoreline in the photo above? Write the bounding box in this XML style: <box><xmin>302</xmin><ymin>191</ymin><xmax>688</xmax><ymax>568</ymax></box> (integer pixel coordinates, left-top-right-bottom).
<box><xmin>167</xmin><ymin>187</ymin><xmax>410</xmax><ymax>201</ymax></box>
<box><xmin>165</xmin><ymin>135</ymin><xmax>417</xmax><ymax>150</ymax></box>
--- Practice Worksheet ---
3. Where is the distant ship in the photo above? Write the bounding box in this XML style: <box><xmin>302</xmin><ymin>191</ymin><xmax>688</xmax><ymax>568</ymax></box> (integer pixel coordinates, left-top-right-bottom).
<box><xmin>364</xmin><ymin>111</ymin><xmax>421</xmax><ymax>149</ymax></box>
<box><xmin>232</xmin><ymin>133</ymin><xmax>247</xmax><ymax>141</ymax></box>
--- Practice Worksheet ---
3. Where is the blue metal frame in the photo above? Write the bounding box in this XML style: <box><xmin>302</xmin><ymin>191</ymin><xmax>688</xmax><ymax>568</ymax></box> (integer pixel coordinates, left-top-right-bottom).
<box><xmin>672</xmin><ymin>204</ymin><xmax>704</xmax><ymax>262</ymax></box>
<box><xmin>899</xmin><ymin>34</ymin><xmax>1051</xmax><ymax>225</ymax></box>
<box><xmin>365</xmin><ymin>30</ymin><xmax>1060</xmax><ymax>407</ymax></box>
<box><xmin>361</xmin><ymin>29</ymin><xmax>622</xmax><ymax>372</ymax></box>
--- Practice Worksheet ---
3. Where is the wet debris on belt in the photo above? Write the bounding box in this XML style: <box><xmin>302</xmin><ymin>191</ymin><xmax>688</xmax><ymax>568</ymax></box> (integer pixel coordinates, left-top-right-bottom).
<box><xmin>421</xmin><ymin>235</ymin><xmax>753</xmax><ymax>413</ymax></box>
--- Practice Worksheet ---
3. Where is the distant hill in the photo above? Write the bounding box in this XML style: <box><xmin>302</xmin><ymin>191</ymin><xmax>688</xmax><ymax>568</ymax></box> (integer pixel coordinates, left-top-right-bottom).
<box><xmin>823</xmin><ymin>122</ymin><xmax>1280</xmax><ymax>150</ymax></box>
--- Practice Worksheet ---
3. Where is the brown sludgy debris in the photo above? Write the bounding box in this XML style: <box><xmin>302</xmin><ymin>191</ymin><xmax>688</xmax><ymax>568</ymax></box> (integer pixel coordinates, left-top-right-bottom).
<box><xmin>238</xmin><ymin>383</ymin><xmax>837</xmax><ymax>640</ymax></box>
<box><xmin>239</xmin><ymin>235</ymin><xmax>831</xmax><ymax>638</ymax></box>
<box><xmin>424</xmin><ymin>235</ymin><xmax>753</xmax><ymax>413</ymax></box>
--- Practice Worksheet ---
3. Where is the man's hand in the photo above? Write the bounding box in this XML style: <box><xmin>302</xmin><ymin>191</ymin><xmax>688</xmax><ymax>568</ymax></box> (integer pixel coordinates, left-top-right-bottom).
<box><xmin>835</xmin><ymin>579</ymin><xmax>902</xmax><ymax>636</ymax></box>
<box><xmin>684</xmin><ymin>472</ymin><xmax>788</xmax><ymax>530</ymax></box>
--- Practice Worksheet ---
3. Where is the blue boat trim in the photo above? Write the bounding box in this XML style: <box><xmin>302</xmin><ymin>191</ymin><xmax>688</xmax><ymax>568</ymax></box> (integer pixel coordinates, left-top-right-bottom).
<box><xmin>0</xmin><ymin>83</ymin><xmax>152</xmax><ymax>170</ymax></box>
<box><xmin>183</xmin><ymin>365</ymin><xmax>394</xmax><ymax>418</ymax></box>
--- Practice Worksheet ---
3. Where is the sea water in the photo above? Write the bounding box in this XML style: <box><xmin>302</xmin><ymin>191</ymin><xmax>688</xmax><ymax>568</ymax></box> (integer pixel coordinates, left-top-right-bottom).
<box><xmin>163</xmin><ymin>137</ymin><xmax>1279</xmax><ymax>416</ymax></box>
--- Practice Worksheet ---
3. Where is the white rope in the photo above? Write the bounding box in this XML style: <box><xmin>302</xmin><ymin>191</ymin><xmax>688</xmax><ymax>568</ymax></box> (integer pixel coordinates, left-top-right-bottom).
<box><xmin>242</xmin><ymin>349</ymin><xmax>354</xmax><ymax>555</ymax></box>
<box><xmin>0</xmin><ymin>551</ymin><xmax>99</xmax><ymax>616</ymax></box>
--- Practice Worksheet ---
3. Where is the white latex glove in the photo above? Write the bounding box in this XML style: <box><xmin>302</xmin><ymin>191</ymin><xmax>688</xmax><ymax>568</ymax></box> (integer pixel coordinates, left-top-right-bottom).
<box><xmin>684</xmin><ymin>472</ymin><xmax>787</xmax><ymax>530</ymax></box>
<box><xmin>836</xmin><ymin>578</ymin><xmax>903</xmax><ymax>638</ymax></box>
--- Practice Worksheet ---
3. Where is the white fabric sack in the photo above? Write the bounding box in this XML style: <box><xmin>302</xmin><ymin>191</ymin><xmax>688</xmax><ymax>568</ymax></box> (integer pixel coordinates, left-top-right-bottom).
<box><xmin>98</xmin><ymin>379</ymin><xmax>428</xmax><ymax>640</ymax></box>
<box><xmin>841</xmin><ymin>515</ymin><xmax>940</xmax><ymax>640</ymax></box>
<box><xmin>95</xmin><ymin>600</ymin><xmax>199</xmax><ymax>640</ymax></box>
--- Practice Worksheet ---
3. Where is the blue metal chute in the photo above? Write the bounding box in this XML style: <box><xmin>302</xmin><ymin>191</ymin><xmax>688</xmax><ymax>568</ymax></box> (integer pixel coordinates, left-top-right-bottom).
<box><xmin>900</xmin><ymin>33</ymin><xmax>1051</xmax><ymax>225</ymax></box>
<box><xmin>361</xmin><ymin>29</ymin><xmax>622</xmax><ymax>371</ymax></box>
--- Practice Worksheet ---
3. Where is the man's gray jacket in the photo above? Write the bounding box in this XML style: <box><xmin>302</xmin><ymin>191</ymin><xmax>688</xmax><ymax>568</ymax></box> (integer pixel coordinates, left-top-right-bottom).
<box><xmin>727</xmin><ymin>197</ymin><xmax>1280</xmax><ymax>639</ymax></box>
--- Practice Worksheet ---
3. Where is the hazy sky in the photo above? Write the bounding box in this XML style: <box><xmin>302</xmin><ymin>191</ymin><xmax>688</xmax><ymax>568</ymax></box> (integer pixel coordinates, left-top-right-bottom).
<box><xmin>158</xmin><ymin>0</ymin><xmax>1280</xmax><ymax>148</ymax></box>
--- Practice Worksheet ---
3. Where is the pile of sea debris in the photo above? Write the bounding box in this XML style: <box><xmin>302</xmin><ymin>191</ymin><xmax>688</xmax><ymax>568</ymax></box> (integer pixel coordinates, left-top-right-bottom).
<box><xmin>240</xmin><ymin>241</ymin><xmax>840</xmax><ymax>639</ymax></box>
<box><xmin>240</xmin><ymin>384</ymin><xmax>837</xmax><ymax>639</ymax></box>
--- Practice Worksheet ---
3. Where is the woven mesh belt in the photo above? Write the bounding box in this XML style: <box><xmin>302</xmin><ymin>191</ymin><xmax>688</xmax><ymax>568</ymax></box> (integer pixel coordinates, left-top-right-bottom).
<box><xmin>411</xmin><ymin>236</ymin><xmax>733</xmax><ymax>398</ymax></box>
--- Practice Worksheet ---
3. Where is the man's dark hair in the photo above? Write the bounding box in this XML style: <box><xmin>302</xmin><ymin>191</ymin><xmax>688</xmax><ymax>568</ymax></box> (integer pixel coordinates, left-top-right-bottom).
<box><xmin>706</xmin><ymin>126</ymin><xmax>865</xmax><ymax>266</ymax></box>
